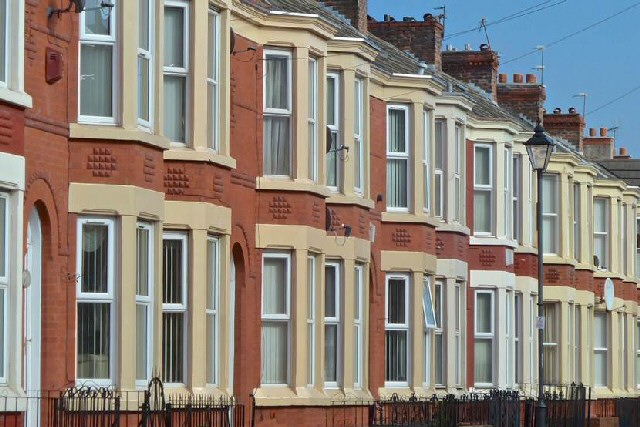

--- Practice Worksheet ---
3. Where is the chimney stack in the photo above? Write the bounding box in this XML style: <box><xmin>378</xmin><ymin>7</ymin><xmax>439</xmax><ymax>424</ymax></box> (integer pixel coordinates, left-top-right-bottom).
<box><xmin>583</xmin><ymin>126</ymin><xmax>615</xmax><ymax>160</ymax></box>
<box><xmin>543</xmin><ymin>107</ymin><xmax>585</xmax><ymax>151</ymax></box>
<box><xmin>322</xmin><ymin>0</ymin><xmax>369</xmax><ymax>33</ymax></box>
<box><xmin>614</xmin><ymin>147</ymin><xmax>630</xmax><ymax>159</ymax></box>
<box><xmin>496</xmin><ymin>73</ymin><xmax>546</xmax><ymax>122</ymax></box>
<box><xmin>368</xmin><ymin>12</ymin><xmax>444</xmax><ymax>70</ymax></box>
<box><xmin>441</xmin><ymin>45</ymin><xmax>500</xmax><ymax>99</ymax></box>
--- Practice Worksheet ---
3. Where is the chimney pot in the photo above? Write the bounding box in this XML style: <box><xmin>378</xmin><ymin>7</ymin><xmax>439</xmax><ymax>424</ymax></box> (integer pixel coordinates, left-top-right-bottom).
<box><xmin>423</xmin><ymin>13</ymin><xmax>433</xmax><ymax>21</ymax></box>
<box><xmin>498</xmin><ymin>73</ymin><xmax>507</xmax><ymax>83</ymax></box>
<box><xmin>479</xmin><ymin>43</ymin><xmax>490</xmax><ymax>51</ymax></box>
<box><xmin>600</xmin><ymin>127</ymin><xmax>608</xmax><ymax>137</ymax></box>
<box><xmin>568</xmin><ymin>107</ymin><xmax>577</xmax><ymax>114</ymax></box>
<box><xmin>589</xmin><ymin>128</ymin><xmax>596</xmax><ymax>137</ymax></box>
<box><xmin>620</xmin><ymin>147</ymin><xmax>628</xmax><ymax>156</ymax></box>
<box><xmin>464</xmin><ymin>43</ymin><xmax>472</xmax><ymax>51</ymax></box>
<box><xmin>553</xmin><ymin>107</ymin><xmax>561</xmax><ymax>114</ymax></box>
<box><xmin>402</xmin><ymin>16</ymin><xmax>416</xmax><ymax>22</ymax></box>
<box><xmin>525</xmin><ymin>74</ymin><xmax>537</xmax><ymax>84</ymax></box>
<box><xmin>513</xmin><ymin>74</ymin><xmax>524</xmax><ymax>83</ymax></box>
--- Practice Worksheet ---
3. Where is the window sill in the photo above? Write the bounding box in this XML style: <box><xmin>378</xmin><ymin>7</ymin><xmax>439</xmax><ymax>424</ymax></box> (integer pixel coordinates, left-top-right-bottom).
<box><xmin>435</xmin><ymin>222</ymin><xmax>470</xmax><ymax>235</ymax></box>
<box><xmin>0</xmin><ymin>386</ymin><xmax>28</xmax><ymax>411</ymax></box>
<box><xmin>326</xmin><ymin>194</ymin><xmax>374</xmax><ymax>209</ymax></box>
<box><xmin>469</xmin><ymin>236</ymin><xmax>517</xmax><ymax>248</ymax></box>
<box><xmin>256</xmin><ymin>177</ymin><xmax>332</xmax><ymax>197</ymax></box>
<box><xmin>163</xmin><ymin>148</ymin><xmax>236</xmax><ymax>169</ymax></box>
<box><xmin>0</xmin><ymin>87</ymin><xmax>32</xmax><ymax>109</ymax></box>
<box><xmin>381</xmin><ymin>212</ymin><xmax>444</xmax><ymax>228</ymax></box>
<box><xmin>69</xmin><ymin>124</ymin><xmax>170</xmax><ymax>150</ymax></box>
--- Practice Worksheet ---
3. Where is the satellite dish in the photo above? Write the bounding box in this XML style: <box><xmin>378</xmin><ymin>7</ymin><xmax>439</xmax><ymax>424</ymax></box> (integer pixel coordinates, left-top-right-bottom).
<box><xmin>604</xmin><ymin>278</ymin><xmax>614</xmax><ymax>311</ymax></box>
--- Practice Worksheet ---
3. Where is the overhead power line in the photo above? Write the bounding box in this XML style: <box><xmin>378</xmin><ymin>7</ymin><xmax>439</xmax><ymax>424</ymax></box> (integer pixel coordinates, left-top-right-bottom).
<box><xmin>503</xmin><ymin>1</ymin><xmax>640</xmax><ymax>64</ymax></box>
<box><xmin>587</xmin><ymin>85</ymin><xmax>640</xmax><ymax>116</ymax></box>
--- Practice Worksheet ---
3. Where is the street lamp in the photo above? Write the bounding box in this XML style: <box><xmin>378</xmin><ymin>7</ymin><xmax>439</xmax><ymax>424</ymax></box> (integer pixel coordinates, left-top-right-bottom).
<box><xmin>524</xmin><ymin>122</ymin><xmax>555</xmax><ymax>427</ymax></box>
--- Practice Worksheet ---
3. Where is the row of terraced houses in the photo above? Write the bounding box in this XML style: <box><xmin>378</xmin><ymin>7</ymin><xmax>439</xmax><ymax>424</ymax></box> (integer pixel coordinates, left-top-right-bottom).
<box><xmin>1</xmin><ymin>0</ymin><xmax>640</xmax><ymax>425</ymax></box>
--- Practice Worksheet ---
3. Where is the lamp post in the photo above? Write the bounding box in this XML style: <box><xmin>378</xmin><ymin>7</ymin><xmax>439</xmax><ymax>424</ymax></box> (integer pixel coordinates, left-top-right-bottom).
<box><xmin>524</xmin><ymin>122</ymin><xmax>555</xmax><ymax>427</ymax></box>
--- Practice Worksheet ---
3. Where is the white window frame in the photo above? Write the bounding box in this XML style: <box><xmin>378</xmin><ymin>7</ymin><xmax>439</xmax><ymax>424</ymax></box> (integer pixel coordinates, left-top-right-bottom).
<box><xmin>543</xmin><ymin>302</ymin><xmax>559</xmax><ymax>385</ymax></box>
<box><xmin>385</xmin><ymin>274</ymin><xmax>410</xmax><ymax>387</ymax></box>
<box><xmin>434</xmin><ymin>279</ymin><xmax>444</xmax><ymax>386</ymax></box>
<box><xmin>206</xmin><ymin>236</ymin><xmax>220</xmax><ymax>386</ymax></box>
<box><xmin>593</xmin><ymin>197</ymin><xmax>609</xmax><ymax>270</ymax></box>
<box><xmin>135</xmin><ymin>222</ymin><xmax>154</xmax><ymax>387</ymax></box>
<box><xmin>473</xmin><ymin>143</ymin><xmax>494</xmax><ymax>236</ymax></box>
<box><xmin>567</xmin><ymin>303</ymin><xmax>575</xmax><ymax>384</ymax></box>
<box><xmin>163</xmin><ymin>0</ymin><xmax>190</xmax><ymax>145</ymax></box>
<box><xmin>324</xmin><ymin>261</ymin><xmax>342</xmax><ymax>388</ymax></box>
<box><xmin>637</xmin><ymin>217</ymin><xmax>640</xmax><ymax>279</ymax></box>
<box><xmin>594</xmin><ymin>311</ymin><xmax>608</xmax><ymax>387</ymax></box>
<box><xmin>422</xmin><ymin>276</ymin><xmax>433</xmax><ymax>387</ymax></box>
<box><xmin>529</xmin><ymin>295</ymin><xmax>536</xmax><ymax>385</ymax></box>
<box><xmin>261</xmin><ymin>252</ymin><xmax>291</xmax><ymax>386</ymax></box>
<box><xmin>454</xmin><ymin>282</ymin><xmax>462</xmax><ymax>387</ymax></box>
<box><xmin>207</xmin><ymin>8</ymin><xmax>220</xmax><ymax>151</ymax></box>
<box><xmin>354</xmin><ymin>78</ymin><xmax>365</xmax><ymax>195</ymax></box>
<box><xmin>386</xmin><ymin>104</ymin><xmax>410</xmax><ymax>212</ymax></box>
<box><xmin>0</xmin><ymin>0</ymin><xmax>7</xmax><ymax>88</ymax></box>
<box><xmin>308</xmin><ymin>58</ymin><xmax>318</xmax><ymax>182</ymax></box>
<box><xmin>573</xmin><ymin>183</ymin><xmax>581</xmax><ymax>261</ymax></box>
<box><xmin>512</xmin><ymin>154</ymin><xmax>522</xmax><ymax>243</ymax></box>
<box><xmin>505</xmin><ymin>290</ymin><xmax>513</xmax><ymax>387</ymax></box>
<box><xmin>161</xmin><ymin>231</ymin><xmax>188</xmax><ymax>385</ymax></box>
<box><xmin>353</xmin><ymin>264</ymin><xmax>364</xmax><ymax>389</ymax></box>
<box><xmin>76</xmin><ymin>217</ymin><xmax>116</xmax><ymax>386</ymax></box>
<box><xmin>78</xmin><ymin>0</ymin><xmax>118</xmax><ymax>124</ymax></box>
<box><xmin>504</xmin><ymin>146</ymin><xmax>512</xmax><ymax>238</ymax></box>
<box><xmin>474</xmin><ymin>290</ymin><xmax>494</xmax><ymax>387</ymax></box>
<box><xmin>542</xmin><ymin>174</ymin><xmax>560</xmax><ymax>255</ymax></box>
<box><xmin>263</xmin><ymin>49</ymin><xmax>292</xmax><ymax>177</ymax></box>
<box><xmin>514</xmin><ymin>292</ymin><xmax>523</xmax><ymax>386</ymax></box>
<box><xmin>453</xmin><ymin>122</ymin><xmax>463</xmax><ymax>222</ymax></box>
<box><xmin>434</xmin><ymin>119</ymin><xmax>446</xmax><ymax>218</ymax></box>
<box><xmin>137</xmin><ymin>0</ymin><xmax>154</xmax><ymax>129</ymax></box>
<box><xmin>622</xmin><ymin>204</ymin><xmax>628</xmax><ymax>275</ymax></box>
<box><xmin>326</xmin><ymin>72</ymin><xmax>341</xmax><ymax>191</ymax></box>
<box><xmin>636</xmin><ymin>319</ymin><xmax>640</xmax><ymax>389</ymax></box>
<box><xmin>423</xmin><ymin>111</ymin><xmax>431</xmax><ymax>213</ymax></box>
<box><xmin>307</xmin><ymin>255</ymin><xmax>316</xmax><ymax>387</ymax></box>
<box><xmin>0</xmin><ymin>193</ymin><xmax>8</xmax><ymax>383</ymax></box>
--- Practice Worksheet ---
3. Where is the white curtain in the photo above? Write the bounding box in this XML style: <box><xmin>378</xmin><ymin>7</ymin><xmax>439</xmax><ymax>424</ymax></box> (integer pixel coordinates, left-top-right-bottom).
<box><xmin>164</xmin><ymin>7</ymin><xmax>184</xmax><ymax>68</ymax></box>
<box><xmin>263</xmin><ymin>258</ymin><xmax>286</xmax><ymax>315</ymax></box>
<box><xmin>474</xmin><ymin>339</ymin><xmax>492</xmax><ymax>383</ymax></box>
<box><xmin>543</xmin><ymin>305</ymin><xmax>558</xmax><ymax>384</ymax></box>
<box><xmin>136</xmin><ymin>228</ymin><xmax>149</xmax><ymax>296</ymax></box>
<box><xmin>387</xmin><ymin>109</ymin><xmax>407</xmax><ymax>208</ymax></box>
<box><xmin>262</xmin><ymin>323</ymin><xmax>287</xmax><ymax>384</ymax></box>
<box><xmin>435</xmin><ymin>333</ymin><xmax>443</xmax><ymax>384</ymax></box>
<box><xmin>474</xmin><ymin>191</ymin><xmax>492</xmax><ymax>233</ymax></box>
<box><xmin>163</xmin><ymin>76</ymin><xmax>186</xmax><ymax>143</ymax></box>
<box><xmin>266</xmin><ymin>58</ymin><xmax>287</xmax><ymax>109</ymax></box>
<box><xmin>80</xmin><ymin>44</ymin><xmax>113</xmax><ymax>117</ymax></box>
<box><xmin>264</xmin><ymin>117</ymin><xmax>290</xmax><ymax>175</ymax></box>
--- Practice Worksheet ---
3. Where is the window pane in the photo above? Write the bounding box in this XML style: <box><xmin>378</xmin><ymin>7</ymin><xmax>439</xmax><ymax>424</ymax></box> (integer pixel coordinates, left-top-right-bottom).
<box><xmin>327</xmin><ymin>77</ymin><xmax>336</xmax><ymax>125</ymax></box>
<box><xmin>0</xmin><ymin>197</ymin><xmax>5</xmax><ymax>277</ymax></box>
<box><xmin>207</xmin><ymin>12</ymin><xmax>217</xmax><ymax>80</ymax></box>
<box><xmin>138</xmin><ymin>0</ymin><xmax>149</xmax><ymax>50</ymax></box>
<box><xmin>388</xmin><ymin>109</ymin><xmax>406</xmax><ymax>153</ymax></box>
<box><xmin>385</xmin><ymin>330</ymin><xmax>407</xmax><ymax>382</ymax></box>
<box><xmin>206</xmin><ymin>311</ymin><xmax>217</xmax><ymax>383</ymax></box>
<box><xmin>435</xmin><ymin>120</ymin><xmax>445</xmax><ymax>169</ymax></box>
<box><xmin>84</xmin><ymin>0</ymin><xmax>112</xmax><ymax>35</ymax></box>
<box><xmin>162</xmin><ymin>312</ymin><xmax>184</xmax><ymax>383</ymax></box>
<box><xmin>542</xmin><ymin>175</ymin><xmax>557</xmax><ymax>213</ymax></box>
<box><xmin>164</xmin><ymin>7</ymin><xmax>184</xmax><ymax>68</ymax></box>
<box><xmin>0</xmin><ymin>289</ymin><xmax>4</xmax><ymax>378</ymax></box>
<box><xmin>136</xmin><ymin>227</ymin><xmax>149</xmax><ymax>296</ymax></box>
<box><xmin>162</xmin><ymin>239</ymin><xmax>183</xmax><ymax>304</ymax></box>
<box><xmin>81</xmin><ymin>224</ymin><xmax>109</xmax><ymax>293</ymax></box>
<box><xmin>474</xmin><ymin>191</ymin><xmax>492</xmax><ymax>233</ymax></box>
<box><xmin>476</xmin><ymin>293</ymin><xmax>492</xmax><ymax>333</ymax></box>
<box><xmin>135</xmin><ymin>304</ymin><xmax>148</xmax><ymax>381</ymax></box>
<box><xmin>163</xmin><ymin>75</ymin><xmax>186</xmax><ymax>142</ymax></box>
<box><xmin>325</xmin><ymin>324</ymin><xmax>338</xmax><ymax>382</ymax></box>
<box><xmin>474</xmin><ymin>340</ymin><xmax>492</xmax><ymax>383</ymax></box>
<box><xmin>265</xmin><ymin>56</ymin><xmax>288</xmax><ymax>110</ymax></box>
<box><xmin>594</xmin><ymin>313</ymin><xmax>607</xmax><ymax>348</ymax></box>
<box><xmin>387</xmin><ymin>279</ymin><xmax>406</xmax><ymax>324</ymax></box>
<box><xmin>77</xmin><ymin>302</ymin><xmax>111</xmax><ymax>379</ymax></box>
<box><xmin>137</xmin><ymin>56</ymin><xmax>150</xmax><ymax>122</ymax></box>
<box><xmin>474</xmin><ymin>146</ymin><xmax>491</xmax><ymax>185</ymax></box>
<box><xmin>263</xmin><ymin>116</ymin><xmax>290</xmax><ymax>175</ymax></box>
<box><xmin>594</xmin><ymin>352</ymin><xmax>607</xmax><ymax>386</ymax></box>
<box><xmin>80</xmin><ymin>44</ymin><xmax>113</xmax><ymax>117</ymax></box>
<box><xmin>594</xmin><ymin>199</ymin><xmax>607</xmax><ymax>232</ymax></box>
<box><xmin>0</xmin><ymin>0</ymin><xmax>6</xmax><ymax>83</ymax></box>
<box><xmin>207</xmin><ymin>240</ymin><xmax>218</xmax><ymax>310</ymax></box>
<box><xmin>263</xmin><ymin>258</ymin><xmax>287</xmax><ymax>315</ymax></box>
<box><xmin>262</xmin><ymin>322</ymin><xmax>287</xmax><ymax>384</ymax></box>
<box><xmin>325</xmin><ymin>266</ymin><xmax>337</xmax><ymax>318</ymax></box>
<box><xmin>387</xmin><ymin>159</ymin><xmax>407</xmax><ymax>208</ymax></box>
<box><xmin>542</xmin><ymin>215</ymin><xmax>557</xmax><ymax>254</ymax></box>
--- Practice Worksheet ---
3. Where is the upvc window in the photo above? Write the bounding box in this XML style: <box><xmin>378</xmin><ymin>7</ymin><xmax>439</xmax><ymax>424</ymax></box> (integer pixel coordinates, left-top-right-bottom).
<box><xmin>567</xmin><ymin>303</ymin><xmax>575</xmax><ymax>384</ymax></box>
<box><xmin>325</xmin><ymin>262</ymin><xmax>342</xmax><ymax>387</ymax></box>
<box><xmin>79</xmin><ymin>0</ymin><xmax>117</xmax><ymax>122</ymax></box>
<box><xmin>261</xmin><ymin>253</ymin><xmax>291</xmax><ymax>385</ymax></box>
<box><xmin>422</xmin><ymin>277</ymin><xmax>436</xmax><ymax>386</ymax></box>
<box><xmin>206</xmin><ymin>237</ymin><xmax>220</xmax><ymax>385</ymax></box>
<box><xmin>514</xmin><ymin>293</ymin><xmax>523</xmax><ymax>386</ymax></box>
<box><xmin>573</xmin><ymin>183</ymin><xmax>581</xmax><ymax>261</ymax></box>
<box><xmin>163</xmin><ymin>1</ymin><xmax>189</xmax><ymax>144</ymax></box>
<box><xmin>593</xmin><ymin>198</ymin><xmax>609</xmax><ymax>269</ymax></box>
<box><xmin>136</xmin><ymin>223</ymin><xmax>154</xmax><ymax>386</ymax></box>
<box><xmin>504</xmin><ymin>147</ymin><xmax>512</xmax><ymax>238</ymax></box>
<box><xmin>574</xmin><ymin>306</ymin><xmax>581</xmax><ymax>383</ymax></box>
<box><xmin>423</xmin><ymin>111</ymin><xmax>431</xmax><ymax>212</ymax></box>
<box><xmin>543</xmin><ymin>303</ymin><xmax>559</xmax><ymax>385</ymax></box>
<box><xmin>637</xmin><ymin>218</ymin><xmax>640</xmax><ymax>279</ymax></box>
<box><xmin>622</xmin><ymin>204</ymin><xmax>628</xmax><ymax>275</ymax></box>
<box><xmin>512</xmin><ymin>155</ymin><xmax>522</xmax><ymax>243</ymax></box>
<box><xmin>137</xmin><ymin>0</ymin><xmax>154</xmax><ymax>128</ymax></box>
<box><xmin>636</xmin><ymin>320</ymin><xmax>640</xmax><ymax>388</ymax></box>
<box><xmin>541</xmin><ymin>174</ymin><xmax>560</xmax><ymax>255</ymax></box>
<box><xmin>162</xmin><ymin>232</ymin><xmax>188</xmax><ymax>384</ymax></box>
<box><xmin>434</xmin><ymin>119</ymin><xmax>446</xmax><ymax>218</ymax></box>
<box><xmin>385</xmin><ymin>275</ymin><xmax>409</xmax><ymax>386</ymax></box>
<box><xmin>505</xmin><ymin>291</ymin><xmax>513</xmax><ymax>387</ymax></box>
<box><xmin>307</xmin><ymin>256</ymin><xmax>316</xmax><ymax>386</ymax></box>
<box><xmin>473</xmin><ymin>143</ymin><xmax>493</xmax><ymax>235</ymax></box>
<box><xmin>207</xmin><ymin>9</ymin><xmax>220</xmax><ymax>151</ymax></box>
<box><xmin>474</xmin><ymin>290</ymin><xmax>494</xmax><ymax>386</ymax></box>
<box><xmin>263</xmin><ymin>50</ymin><xmax>292</xmax><ymax>176</ymax></box>
<box><xmin>387</xmin><ymin>105</ymin><xmax>410</xmax><ymax>211</ymax></box>
<box><xmin>326</xmin><ymin>72</ymin><xmax>341</xmax><ymax>190</ymax></box>
<box><xmin>0</xmin><ymin>0</ymin><xmax>6</xmax><ymax>86</ymax></box>
<box><xmin>76</xmin><ymin>218</ymin><xmax>116</xmax><ymax>384</ymax></box>
<box><xmin>434</xmin><ymin>280</ymin><xmax>444</xmax><ymax>386</ymax></box>
<box><xmin>620</xmin><ymin>313</ymin><xmax>628</xmax><ymax>389</ymax></box>
<box><xmin>454</xmin><ymin>283</ymin><xmax>462</xmax><ymax>386</ymax></box>
<box><xmin>354</xmin><ymin>78</ymin><xmax>365</xmax><ymax>194</ymax></box>
<box><xmin>0</xmin><ymin>193</ymin><xmax>8</xmax><ymax>381</ymax></box>
<box><xmin>594</xmin><ymin>312</ymin><xmax>608</xmax><ymax>387</ymax></box>
<box><xmin>529</xmin><ymin>296</ymin><xmax>536</xmax><ymax>385</ymax></box>
<box><xmin>308</xmin><ymin>59</ymin><xmax>318</xmax><ymax>182</ymax></box>
<box><xmin>353</xmin><ymin>264</ymin><xmax>364</xmax><ymax>388</ymax></box>
<box><xmin>453</xmin><ymin>123</ymin><xmax>463</xmax><ymax>222</ymax></box>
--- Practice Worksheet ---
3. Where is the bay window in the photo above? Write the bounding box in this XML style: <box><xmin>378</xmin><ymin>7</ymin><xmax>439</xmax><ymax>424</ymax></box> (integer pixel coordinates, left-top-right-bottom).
<box><xmin>454</xmin><ymin>283</ymin><xmax>462</xmax><ymax>386</ymax></box>
<box><xmin>307</xmin><ymin>256</ymin><xmax>316</xmax><ymax>386</ymax></box>
<box><xmin>512</xmin><ymin>155</ymin><xmax>522</xmax><ymax>243</ymax></box>
<box><xmin>504</xmin><ymin>147</ymin><xmax>512</xmax><ymax>238</ymax></box>
<box><xmin>474</xmin><ymin>290</ymin><xmax>494</xmax><ymax>386</ymax></box>
<box><xmin>385</xmin><ymin>275</ymin><xmax>409</xmax><ymax>386</ymax></box>
<box><xmin>137</xmin><ymin>0</ymin><xmax>154</xmax><ymax>128</ymax></box>
<box><xmin>0</xmin><ymin>194</ymin><xmax>8</xmax><ymax>381</ymax></box>
<box><xmin>325</xmin><ymin>262</ymin><xmax>342</xmax><ymax>387</ymax></box>
<box><xmin>423</xmin><ymin>111</ymin><xmax>431</xmax><ymax>212</ymax></box>
<box><xmin>434</xmin><ymin>119</ymin><xmax>445</xmax><ymax>217</ymax></box>
<box><xmin>543</xmin><ymin>303</ymin><xmax>558</xmax><ymax>384</ymax></box>
<box><xmin>473</xmin><ymin>144</ymin><xmax>493</xmax><ymax>235</ymax></box>
<box><xmin>326</xmin><ymin>73</ymin><xmax>341</xmax><ymax>189</ymax></box>
<box><xmin>422</xmin><ymin>277</ymin><xmax>436</xmax><ymax>386</ymax></box>
<box><xmin>308</xmin><ymin>59</ymin><xmax>318</xmax><ymax>182</ymax></box>
<box><xmin>434</xmin><ymin>280</ymin><xmax>444</xmax><ymax>385</ymax></box>
<box><xmin>77</xmin><ymin>218</ymin><xmax>115</xmax><ymax>384</ymax></box>
<box><xmin>453</xmin><ymin>123</ymin><xmax>463</xmax><ymax>222</ymax></box>
<box><xmin>505</xmin><ymin>291</ymin><xmax>513</xmax><ymax>387</ymax></box>
<box><xmin>206</xmin><ymin>237</ymin><xmax>220</xmax><ymax>385</ymax></box>
<box><xmin>79</xmin><ymin>0</ymin><xmax>117</xmax><ymax>122</ymax></box>
<box><xmin>542</xmin><ymin>174</ymin><xmax>559</xmax><ymax>255</ymax></box>
<box><xmin>514</xmin><ymin>293</ymin><xmax>523</xmax><ymax>386</ymax></box>
<box><xmin>261</xmin><ymin>253</ymin><xmax>291</xmax><ymax>385</ymax></box>
<box><xmin>163</xmin><ymin>1</ymin><xmax>190</xmax><ymax>144</ymax></box>
<box><xmin>593</xmin><ymin>198</ymin><xmax>609</xmax><ymax>269</ymax></box>
<box><xmin>136</xmin><ymin>223</ymin><xmax>153</xmax><ymax>386</ymax></box>
<box><xmin>354</xmin><ymin>78</ymin><xmax>364</xmax><ymax>194</ymax></box>
<box><xmin>354</xmin><ymin>264</ymin><xmax>364</xmax><ymax>388</ymax></box>
<box><xmin>574</xmin><ymin>306</ymin><xmax>581</xmax><ymax>383</ymax></box>
<box><xmin>594</xmin><ymin>312</ymin><xmax>608</xmax><ymax>387</ymax></box>
<box><xmin>622</xmin><ymin>204</ymin><xmax>628</xmax><ymax>275</ymax></box>
<box><xmin>387</xmin><ymin>105</ymin><xmax>409</xmax><ymax>210</ymax></box>
<box><xmin>573</xmin><ymin>183</ymin><xmax>581</xmax><ymax>261</ymax></box>
<box><xmin>207</xmin><ymin>9</ymin><xmax>220</xmax><ymax>151</ymax></box>
<box><xmin>162</xmin><ymin>232</ymin><xmax>188</xmax><ymax>384</ymax></box>
<box><xmin>263</xmin><ymin>50</ymin><xmax>292</xmax><ymax>176</ymax></box>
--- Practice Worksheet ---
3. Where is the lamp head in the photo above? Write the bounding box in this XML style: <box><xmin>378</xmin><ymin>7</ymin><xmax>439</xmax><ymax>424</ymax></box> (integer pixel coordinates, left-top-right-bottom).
<box><xmin>524</xmin><ymin>122</ymin><xmax>555</xmax><ymax>171</ymax></box>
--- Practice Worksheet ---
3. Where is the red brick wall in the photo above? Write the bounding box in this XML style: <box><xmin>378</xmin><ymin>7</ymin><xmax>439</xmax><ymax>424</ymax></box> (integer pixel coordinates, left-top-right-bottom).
<box><xmin>496</xmin><ymin>74</ymin><xmax>546</xmax><ymax>123</ymax></box>
<box><xmin>0</xmin><ymin>102</ymin><xmax>25</xmax><ymax>156</ymax></box>
<box><xmin>543</xmin><ymin>111</ymin><xmax>585</xmax><ymax>150</ymax></box>
<box><xmin>441</xmin><ymin>50</ymin><xmax>499</xmax><ymax>100</ymax></box>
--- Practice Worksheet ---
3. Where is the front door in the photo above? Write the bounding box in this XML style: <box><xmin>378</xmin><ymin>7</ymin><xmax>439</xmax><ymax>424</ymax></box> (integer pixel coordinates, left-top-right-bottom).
<box><xmin>25</xmin><ymin>210</ymin><xmax>42</xmax><ymax>427</ymax></box>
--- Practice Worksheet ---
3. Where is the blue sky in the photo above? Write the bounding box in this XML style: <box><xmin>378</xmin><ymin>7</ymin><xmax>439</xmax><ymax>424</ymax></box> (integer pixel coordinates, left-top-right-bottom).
<box><xmin>368</xmin><ymin>0</ymin><xmax>640</xmax><ymax>157</ymax></box>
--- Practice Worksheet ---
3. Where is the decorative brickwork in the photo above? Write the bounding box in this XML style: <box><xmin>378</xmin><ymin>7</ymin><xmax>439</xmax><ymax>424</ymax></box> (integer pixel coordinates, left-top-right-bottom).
<box><xmin>143</xmin><ymin>153</ymin><xmax>155</xmax><ymax>182</ymax></box>
<box><xmin>213</xmin><ymin>173</ymin><xmax>224</xmax><ymax>200</ymax></box>
<box><xmin>0</xmin><ymin>109</ymin><xmax>13</xmax><ymax>146</ymax></box>
<box><xmin>269</xmin><ymin>196</ymin><xmax>292</xmax><ymax>220</ymax></box>
<box><xmin>391</xmin><ymin>228</ymin><xmax>411</xmax><ymax>247</ymax></box>
<box><xmin>87</xmin><ymin>147</ymin><xmax>117</xmax><ymax>177</ymax></box>
<box><xmin>479</xmin><ymin>248</ymin><xmax>497</xmax><ymax>267</ymax></box>
<box><xmin>164</xmin><ymin>167</ymin><xmax>190</xmax><ymax>195</ymax></box>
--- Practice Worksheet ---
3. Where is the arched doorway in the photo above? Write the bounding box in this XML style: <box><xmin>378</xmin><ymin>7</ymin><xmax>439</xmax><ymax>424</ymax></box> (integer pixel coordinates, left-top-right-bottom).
<box><xmin>25</xmin><ymin>209</ymin><xmax>42</xmax><ymax>427</ymax></box>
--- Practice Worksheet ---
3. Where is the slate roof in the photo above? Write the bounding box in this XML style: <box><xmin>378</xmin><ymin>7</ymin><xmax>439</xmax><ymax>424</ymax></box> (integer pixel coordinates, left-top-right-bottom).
<box><xmin>598</xmin><ymin>160</ymin><xmax>640</xmax><ymax>186</ymax></box>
